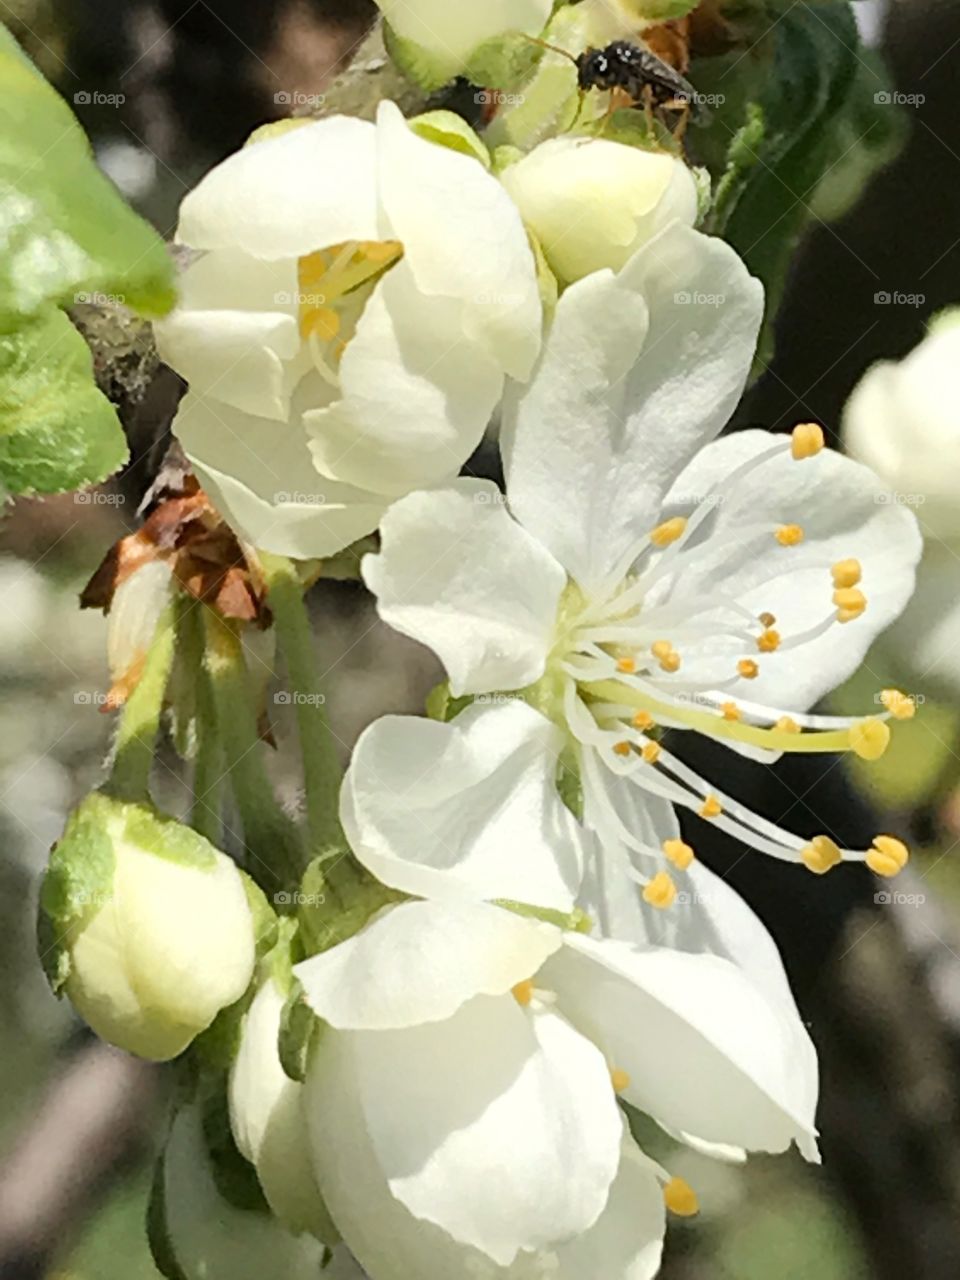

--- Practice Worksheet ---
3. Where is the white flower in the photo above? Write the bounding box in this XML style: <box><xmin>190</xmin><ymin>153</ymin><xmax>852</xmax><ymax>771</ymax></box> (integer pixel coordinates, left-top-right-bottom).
<box><xmin>229</xmin><ymin>975</ymin><xmax>334</xmax><ymax>1241</ymax></box>
<box><xmin>501</xmin><ymin>139</ymin><xmax>699</xmax><ymax>286</ymax></box>
<box><xmin>155</xmin><ymin>102</ymin><xmax>541</xmax><ymax>559</ymax></box>
<box><xmin>41</xmin><ymin>795</ymin><xmax>255</xmax><ymax>1061</ymax></box>
<box><xmin>361</xmin><ymin>223</ymin><xmax>922</xmax><ymax>897</ymax></box>
<box><xmin>293</xmin><ymin>741</ymin><xmax>818</xmax><ymax>1278</ymax></box>
<box><xmin>844</xmin><ymin>315</ymin><xmax>960</xmax><ymax>698</ymax></box>
<box><xmin>374</xmin><ymin>0</ymin><xmax>554</xmax><ymax>82</ymax></box>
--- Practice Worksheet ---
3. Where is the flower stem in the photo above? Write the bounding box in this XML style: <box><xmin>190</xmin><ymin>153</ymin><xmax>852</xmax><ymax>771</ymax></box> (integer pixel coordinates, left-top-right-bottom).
<box><xmin>202</xmin><ymin>608</ymin><xmax>304</xmax><ymax>891</ymax></box>
<box><xmin>259</xmin><ymin>552</ymin><xmax>345</xmax><ymax>853</ymax></box>
<box><xmin>107</xmin><ymin>602</ymin><xmax>177</xmax><ymax>802</ymax></box>
<box><xmin>179</xmin><ymin>603</ymin><xmax>223</xmax><ymax>845</ymax></box>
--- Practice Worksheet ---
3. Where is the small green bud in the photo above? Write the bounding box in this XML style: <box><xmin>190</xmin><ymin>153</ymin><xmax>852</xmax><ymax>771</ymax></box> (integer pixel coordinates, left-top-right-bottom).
<box><xmin>40</xmin><ymin>793</ymin><xmax>256</xmax><ymax>1061</ymax></box>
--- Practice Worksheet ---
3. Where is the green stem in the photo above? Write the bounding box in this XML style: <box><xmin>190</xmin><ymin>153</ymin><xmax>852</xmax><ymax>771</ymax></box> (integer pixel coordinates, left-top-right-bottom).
<box><xmin>107</xmin><ymin>602</ymin><xmax>177</xmax><ymax>802</ymax></box>
<box><xmin>202</xmin><ymin>608</ymin><xmax>304</xmax><ymax>890</ymax></box>
<box><xmin>260</xmin><ymin>552</ymin><xmax>345</xmax><ymax>852</ymax></box>
<box><xmin>179</xmin><ymin>603</ymin><xmax>223</xmax><ymax>845</ymax></box>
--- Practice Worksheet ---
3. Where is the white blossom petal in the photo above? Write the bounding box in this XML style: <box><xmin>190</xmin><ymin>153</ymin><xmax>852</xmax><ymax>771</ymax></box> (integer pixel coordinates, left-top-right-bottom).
<box><xmin>175</xmin><ymin>117</ymin><xmax>379</xmax><ymax>257</ymax></box>
<box><xmin>364</xmin><ymin>480</ymin><xmax>565</xmax><ymax>695</ymax></box>
<box><xmin>545</xmin><ymin>934</ymin><xmax>819</xmax><ymax>1158</ymax></box>
<box><xmin>295</xmin><ymin>899</ymin><xmax>561</xmax><ymax>1031</ymax></box>
<box><xmin>342</xmin><ymin>700</ymin><xmax>584</xmax><ymax>910</ymax></box>
<box><xmin>503</xmin><ymin>224</ymin><xmax>763</xmax><ymax>591</ymax></box>
<box><xmin>662</xmin><ymin>429</ymin><xmax>923</xmax><ymax>707</ymax></box>
<box><xmin>310</xmin><ymin>997</ymin><xmax>622</xmax><ymax>1264</ymax></box>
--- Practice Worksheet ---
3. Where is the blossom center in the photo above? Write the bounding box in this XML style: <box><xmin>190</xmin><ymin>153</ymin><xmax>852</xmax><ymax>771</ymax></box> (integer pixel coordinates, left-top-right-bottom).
<box><xmin>297</xmin><ymin>239</ymin><xmax>403</xmax><ymax>376</ymax></box>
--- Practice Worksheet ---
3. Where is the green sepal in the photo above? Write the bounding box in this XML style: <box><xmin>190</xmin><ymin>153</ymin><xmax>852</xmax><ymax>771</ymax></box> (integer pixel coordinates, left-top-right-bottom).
<box><xmin>408</xmin><ymin>110</ymin><xmax>491</xmax><ymax>167</ymax></box>
<box><xmin>297</xmin><ymin>846</ymin><xmax>405</xmax><ymax>958</ymax></box>
<box><xmin>710</xmin><ymin>103</ymin><xmax>765</xmax><ymax>233</ymax></box>
<box><xmin>382</xmin><ymin>20</ymin><xmax>455</xmax><ymax>93</ymax></box>
<box><xmin>0</xmin><ymin>307</ymin><xmax>128</xmax><ymax>496</ymax></box>
<box><xmin>463</xmin><ymin>33</ymin><xmax>543</xmax><ymax>93</ymax></box>
<box><xmin>556</xmin><ymin>752</ymin><xmax>584</xmax><ymax>822</ymax></box>
<box><xmin>147</xmin><ymin>1153</ymin><xmax>191</xmax><ymax>1280</ymax></box>
<box><xmin>278</xmin><ymin>978</ymin><xmax>322</xmax><ymax>1085</ymax></box>
<box><xmin>425</xmin><ymin>680</ymin><xmax>475</xmax><ymax>723</ymax></box>
<box><xmin>0</xmin><ymin>24</ymin><xmax>175</xmax><ymax>325</ymax></box>
<box><xmin>201</xmin><ymin>1087</ymin><xmax>270</xmax><ymax>1214</ymax></box>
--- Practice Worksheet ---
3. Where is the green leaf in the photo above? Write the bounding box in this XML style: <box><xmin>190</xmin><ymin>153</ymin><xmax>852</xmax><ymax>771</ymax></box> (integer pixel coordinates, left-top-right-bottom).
<box><xmin>0</xmin><ymin>24</ymin><xmax>175</xmax><ymax>325</ymax></box>
<box><xmin>0</xmin><ymin>307</ymin><xmax>129</xmax><ymax>495</ymax></box>
<box><xmin>700</xmin><ymin>3</ymin><xmax>903</xmax><ymax>362</ymax></box>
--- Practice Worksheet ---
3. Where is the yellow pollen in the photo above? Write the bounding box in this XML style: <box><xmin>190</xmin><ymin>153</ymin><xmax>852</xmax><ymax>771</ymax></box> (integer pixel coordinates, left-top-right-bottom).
<box><xmin>757</xmin><ymin>629</ymin><xmax>781</xmax><ymax>653</ymax></box>
<box><xmin>616</xmin><ymin>656</ymin><xmax>637</xmax><ymax>674</ymax></box>
<box><xmin>642</xmin><ymin>741</ymin><xmax>662</xmax><ymax>764</ymax></box>
<box><xmin>613</xmin><ymin>740</ymin><xmax>633</xmax><ymax>757</ymax></box>
<box><xmin>848</xmin><ymin>717</ymin><xmax>890</xmax><ymax>761</ymax></box>
<box><xmin>512</xmin><ymin>980</ymin><xmax>535</xmax><ymax>1006</ymax></box>
<box><xmin>632</xmin><ymin>710</ymin><xmax>655</xmax><ymax>731</ymax></box>
<box><xmin>758</xmin><ymin>611</ymin><xmax>777</xmax><ymax>627</ymax></box>
<box><xmin>610</xmin><ymin>1067</ymin><xmax>631</xmax><ymax>1093</ymax></box>
<box><xmin>651</xmin><ymin>640</ymin><xmax>673</xmax><ymax>660</ymax></box>
<box><xmin>866</xmin><ymin>835</ymin><xmax>909</xmax><ymax>878</ymax></box>
<box><xmin>700</xmin><ymin>794</ymin><xmax>722</xmax><ymax>819</ymax></box>
<box><xmin>801</xmin><ymin>834</ymin><xmax>842</xmax><ymax>875</ymax></box>
<box><xmin>791</xmin><ymin>422</ymin><xmax>825</xmax><ymax>460</ymax></box>
<box><xmin>832</xmin><ymin>558</ymin><xmax>862</xmax><ymax>589</ymax></box>
<box><xmin>659</xmin><ymin>651</ymin><xmax>681</xmax><ymax>674</ymax></box>
<box><xmin>833</xmin><ymin>587</ymin><xmax>867</xmax><ymax>621</ymax></box>
<box><xmin>643</xmin><ymin>870</ymin><xmax>677</xmax><ymax>909</ymax></box>
<box><xmin>721</xmin><ymin>701</ymin><xmax>742</xmax><ymax>721</ymax></box>
<box><xmin>775</xmin><ymin>523</ymin><xmax>805</xmax><ymax>547</ymax></box>
<box><xmin>663</xmin><ymin>1177</ymin><xmax>699</xmax><ymax>1217</ymax></box>
<box><xmin>880</xmin><ymin>688</ymin><xmax>916</xmax><ymax>720</ymax></box>
<box><xmin>663</xmin><ymin>838</ymin><xmax>695</xmax><ymax>870</ymax></box>
<box><xmin>737</xmin><ymin>658</ymin><xmax>759</xmax><ymax>680</ymax></box>
<box><xmin>650</xmin><ymin>516</ymin><xmax>688</xmax><ymax>548</ymax></box>
<box><xmin>775</xmin><ymin>715</ymin><xmax>801</xmax><ymax>734</ymax></box>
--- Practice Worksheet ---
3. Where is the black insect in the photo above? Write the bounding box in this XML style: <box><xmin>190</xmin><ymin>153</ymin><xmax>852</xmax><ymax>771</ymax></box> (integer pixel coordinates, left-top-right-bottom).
<box><xmin>575</xmin><ymin>40</ymin><xmax>706</xmax><ymax>124</ymax></box>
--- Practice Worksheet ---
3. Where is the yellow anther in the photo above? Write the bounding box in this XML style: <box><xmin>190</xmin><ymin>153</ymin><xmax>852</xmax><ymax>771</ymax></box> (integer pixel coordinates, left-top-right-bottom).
<box><xmin>721</xmin><ymin>701</ymin><xmax>742</xmax><ymax>721</ymax></box>
<box><xmin>512</xmin><ymin>980</ymin><xmax>535</xmax><ymax>1007</ymax></box>
<box><xmin>650</xmin><ymin>516</ymin><xmax>688</xmax><ymax>548</ymax></box>
<box><xmin>663</xmin><ymin>838</ymin><xmax>695</xmax><ymax>870</ymax></box>
<box><xmin>737</xmin><ymin>658</ymin><xmax>759</xmax><ymax>680</ymax></box>
<box><xmin>831</xmin><ymin>558</ymin><xmax>862</xmax><ymax>589</ymax></box>
<box><xmin>300</xmin><ymin>305</ymin><xmax>341</xmax><ymax>342</ymax></box>
<box><xmin>642</xmin><ymin>871</ymin><xmax>677</xmax><ymax>909</ymax></box>
<box><xmin>833</xmin><ymin>587</ymin><xmax>867</xmax><ymax>621</ymax></box>
<box><xmin>866</xmin><ymin>835</ymin><xmax>909</xmax><ymax>878</ymax></box>
<box><xmin>613</xmin><ymin>740</ymin><xmax>633</xmax><ymax>758</ymax></box>
<box><xmin>848</xmin><ymin>717</ymin><xmax>890</xmax><ymax>761</ymax></box>
<box><xmin>651</xmin><ymin>640</ymin><xmax>673</xmax><ymax>660</ymax></box>
<box><xmin>791</xmin><ymin>422</ymin><xmax>825</xmax><ymax>460</ymax></box>
<box><xmin>758</xmin><ymin>611</ymin><xmax>777</xmax><ymax>627</ymax></box>
<box><xmin>775</xmin><ymin>523</ymin><xmax>805</xmax><ymax>547</ymax></box>
<box><xmin>757</xmin><ymin>629</ymin><xmax>781</xmax><ymax>653</ymax></box>
<box><xmin>632</xmin><ymin>710</ymin><xmax>655</xmax><ymax>731</ymax></box>
<box><xmin>616</xmin><ymin>656</ymin><xmax>637</xmax><ymax>674</ymax></box>
<box><xmin>881</xmin><ymin>689</ymin><xmax>916</xmax><ymax>720</ymax></box>
<box><xmin>700</xmin><ymin>794</ymin><xmax>722</xmax><ymax>819</ymax></box>
<box><xmin>362</xmin><ymin>240</ymin><xmax>404</xmax><ymax>263</ymax></box>
<box><xmin>663</xmin><ymin>1177</ymin><xmax>699</xmax><ymax>1217</ymax></box>
<box><xmin>659</xmin><ymin>651</ymin><xmax>681</xmax><ymax>674</ymax></box>
<box><xmin>642</xmin><ymin>741</ymin><xmax>662</xmax><ymax>764</ymax></box>
<box><xmin>610</xmin><ymin>1067</ymin><xmax>631</xmax><ymax>1093</ymax></box>
<box><xmin>801</xmin><ymin>834</ymin><xmax>842</xmax><ymax>875</ymax></box>
<box><xmin>775</xmin><ymin>715</ymin><xmax>801</xmax><ymax>734</ymax></box>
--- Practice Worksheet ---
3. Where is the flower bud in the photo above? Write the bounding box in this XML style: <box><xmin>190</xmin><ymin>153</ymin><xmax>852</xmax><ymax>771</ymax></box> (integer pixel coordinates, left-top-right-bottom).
<box><xmin>500</xmin><ymin>137</ymin><xmax>699</xmax><ymax>285</ymax></box>
<box><xmin>40</xmin><ymin>793</ymin><xmax>255</xmax><ymax>1061</ymax></box>
<box><xmin>229</xmin><ymin>974</ymin><xmax>335</xmax><ymax>1241</ymax></box>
